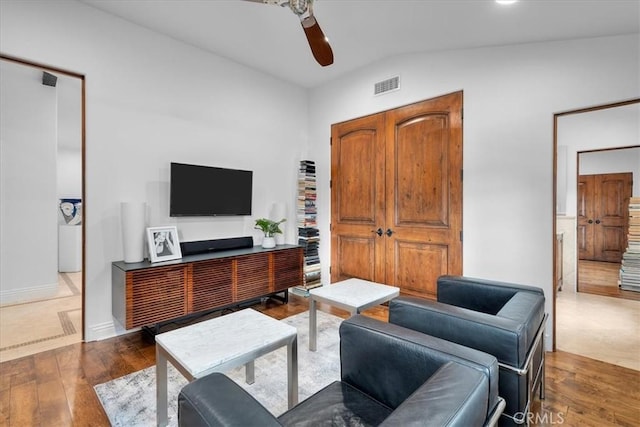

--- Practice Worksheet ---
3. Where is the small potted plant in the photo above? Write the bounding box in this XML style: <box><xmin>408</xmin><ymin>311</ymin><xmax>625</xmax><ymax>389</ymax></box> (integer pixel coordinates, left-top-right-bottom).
<box><xmin>254</xmin><ymin>218</ymin><xmax>286</xmax><ymax>248</ymax></box>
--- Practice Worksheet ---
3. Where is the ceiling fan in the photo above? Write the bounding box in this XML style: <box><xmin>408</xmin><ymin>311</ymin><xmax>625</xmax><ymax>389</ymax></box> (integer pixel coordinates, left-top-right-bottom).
<box><xmin>244</xmin><ymin>0</ymin><xmax>334</xmax><ymax>67</ymax></box>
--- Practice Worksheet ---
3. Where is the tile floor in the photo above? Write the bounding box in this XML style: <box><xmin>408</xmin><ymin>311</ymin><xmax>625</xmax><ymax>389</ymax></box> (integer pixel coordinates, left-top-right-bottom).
<box><xmin>556</xmin><ymin>286</ymin><xmax>640</xmax><ymax>371</ymax></box>
<box><xmin>0</xmin><ymin>272</ymin><xmax>83</xmax><ymax>363</ymax></box>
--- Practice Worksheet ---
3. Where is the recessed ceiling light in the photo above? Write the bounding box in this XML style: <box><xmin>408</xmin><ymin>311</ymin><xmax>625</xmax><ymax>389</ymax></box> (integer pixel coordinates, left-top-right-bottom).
<box><xmin>496</xmin><ymin>0</ymin><xmax>518</xmax><ymax>4</ymax></box>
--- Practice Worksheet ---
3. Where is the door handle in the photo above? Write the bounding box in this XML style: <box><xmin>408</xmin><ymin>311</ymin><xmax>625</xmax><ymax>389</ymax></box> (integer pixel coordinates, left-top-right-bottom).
<box><xmin>385</xmin><ymin>228</ymin><xmax>394</xmax><ymax>237</ymax></box>
<box><xmin>372</xmin><ymin>228</ymin><xmax>383</xmax><ymax>236</ymax></box>
<box><xmin>595</xmin><ymin>219</ymin><xmax>601</xmax><ymax>224</ymax></box>
<box><xmin>588</xmin><ymin>219</ymin><xmax>593</xmax><ymax>224</ymax></box>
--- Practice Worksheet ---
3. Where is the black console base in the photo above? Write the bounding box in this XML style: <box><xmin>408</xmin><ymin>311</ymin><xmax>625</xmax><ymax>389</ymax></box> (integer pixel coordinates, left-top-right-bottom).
<box><xmin>180</xmin><ymin>236</ymin><xmax>253</xmax><ymax>256</ymax></box>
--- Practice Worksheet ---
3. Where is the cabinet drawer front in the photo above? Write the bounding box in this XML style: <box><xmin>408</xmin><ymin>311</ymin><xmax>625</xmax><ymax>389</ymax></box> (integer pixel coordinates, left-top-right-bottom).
<box><xmin>237</xmin><ymin>254</ymin><xmax>270</xmax><ymax>301</ymax></box>
<box><xmin>273</xmin><ymin>248</ymin><xmax>304</xmax><ymax>291</ymax></box>
<box><xmin>191</xmin><ymin>258</ymin><xmax>233</xmax><ymax>312</ymax></box>
<box><xmin>127</xmin><ymin>266</ymin><xmax>187</xmax><ymax>328</ymax></box>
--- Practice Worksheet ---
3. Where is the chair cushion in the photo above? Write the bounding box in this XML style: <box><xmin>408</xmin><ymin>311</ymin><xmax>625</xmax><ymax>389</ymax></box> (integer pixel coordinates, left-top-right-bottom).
<box><xmin>278</xmin><ymin>381</ymin><xmax>392</xmax><ymax>427</ymax></box>
<box><xmin>342</xmin><ymin>315</ymin><xmax>500</xmax><ymax>421</ymax></box>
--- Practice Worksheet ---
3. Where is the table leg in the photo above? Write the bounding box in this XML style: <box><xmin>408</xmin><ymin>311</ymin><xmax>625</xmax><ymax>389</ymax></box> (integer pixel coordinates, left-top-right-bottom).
<box><xmin>309</xmin><ymin>297</ymin><xmax>317</xmax><ymax>351</ymax></box>
<box><xmin>156</xmin><ymin>346</ymin><xmax>168</xmax><ymax>427</ymax></box>
<box><xmin>287</xmin><ymin>335</ymin><xmax>299</xmax><ymax>408</ymax></box>
<box><xmin>245</xmin><ymin>360</ymin><xmax>255</xmax><ymax>385</ymax></box>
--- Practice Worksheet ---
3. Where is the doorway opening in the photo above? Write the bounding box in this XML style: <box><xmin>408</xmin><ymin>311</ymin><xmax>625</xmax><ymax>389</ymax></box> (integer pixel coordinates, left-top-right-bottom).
<box><xmin>0</xmin><ymin>55</ymin><xmax>85</xmax><ymax>362</ymax></box>
<box><xmin>552</xmin><ymin>98</ymin><xmax>639</xmax><ymax>370</ymax></box>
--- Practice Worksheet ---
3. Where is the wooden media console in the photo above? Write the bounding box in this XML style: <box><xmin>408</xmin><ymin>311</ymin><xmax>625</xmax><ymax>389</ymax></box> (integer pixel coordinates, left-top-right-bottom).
<box><xmin>112</xmin><ymin>244</ymin><xmax>303</xmax><ymax>330</ymax></box>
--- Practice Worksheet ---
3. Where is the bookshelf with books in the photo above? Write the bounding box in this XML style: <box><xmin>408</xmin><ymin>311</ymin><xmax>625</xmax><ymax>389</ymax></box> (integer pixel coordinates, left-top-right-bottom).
<box><xmin>294</xmin><ymin>160</ymin><xmax>322</xmax><ymax>293</ymax></box>
<box><xmin>620</xmin><ymin>197</ymin><xmax>640</xmax><ymax>292</ymax></box>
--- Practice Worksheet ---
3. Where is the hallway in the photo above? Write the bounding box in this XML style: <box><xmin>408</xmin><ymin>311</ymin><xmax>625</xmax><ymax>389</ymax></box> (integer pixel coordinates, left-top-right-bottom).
<box><xmin>0</xmin><ymin>272</ymin><xmax>82</xmax><ymax>363</ymax></box>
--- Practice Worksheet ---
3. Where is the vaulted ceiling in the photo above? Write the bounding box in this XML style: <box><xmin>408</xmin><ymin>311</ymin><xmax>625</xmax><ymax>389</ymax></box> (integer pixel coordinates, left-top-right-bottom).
<box><xmin>79</xmin><ymin>0</ymin><xmax>640</xmax><ymax>88</ymax></box>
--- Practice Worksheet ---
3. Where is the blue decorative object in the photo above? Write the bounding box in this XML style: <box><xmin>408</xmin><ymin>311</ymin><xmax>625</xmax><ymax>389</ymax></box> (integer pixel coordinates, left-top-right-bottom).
<box><xmin>59</xmin><ymin>198</ymin><xmax>82</xmax><ymax>225</ymax></box>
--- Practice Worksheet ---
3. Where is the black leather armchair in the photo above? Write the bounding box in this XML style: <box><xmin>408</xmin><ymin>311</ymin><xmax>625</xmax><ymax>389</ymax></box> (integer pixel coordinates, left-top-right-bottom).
<box><xmin>388</xmin><ymin>275</ymin><xmax>546</xmax><ymax>426</ymax></box>
<box><xmin>178</xmin><ymin>314</ymin><xmax>506</xmax><ymax>427</ymax></box>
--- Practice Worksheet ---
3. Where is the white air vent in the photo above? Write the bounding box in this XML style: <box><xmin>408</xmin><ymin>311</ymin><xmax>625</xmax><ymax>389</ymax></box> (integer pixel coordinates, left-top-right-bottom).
<box><xmin>374</xmin><ymin>76</ymin><xmax>400</xmax><ymax>95</ymax></box>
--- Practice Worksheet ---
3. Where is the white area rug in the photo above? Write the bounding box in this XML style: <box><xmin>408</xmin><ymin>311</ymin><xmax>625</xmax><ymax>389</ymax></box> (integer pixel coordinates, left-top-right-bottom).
<box><xmin>94</xmin><ymin>310</ymin><xmax>342</xmax><ymax>426</ymax></box>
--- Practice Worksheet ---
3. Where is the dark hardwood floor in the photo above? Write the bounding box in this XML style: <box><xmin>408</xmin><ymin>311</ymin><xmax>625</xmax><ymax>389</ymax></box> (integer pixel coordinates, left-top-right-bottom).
<box><xmin>1</xmin><ymin>295</ymin><xmax>638</xmax><ymax>426</ymax></box>
<box><xmin>578</xmin><ymin>260</ymin><xmax>640</xmax><ymax>301</ymax></box>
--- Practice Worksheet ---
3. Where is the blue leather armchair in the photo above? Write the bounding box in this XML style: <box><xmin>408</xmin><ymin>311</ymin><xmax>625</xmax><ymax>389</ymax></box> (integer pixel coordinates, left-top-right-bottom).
<box><xmin>178</xmin><ymin>314</ymin><xmax>505</xmax><ymax>427</ymax></box>
<box><xmin>389</xmin><ymin>276</ymin><xmax>546</xmax><ymax>426</ymax></box>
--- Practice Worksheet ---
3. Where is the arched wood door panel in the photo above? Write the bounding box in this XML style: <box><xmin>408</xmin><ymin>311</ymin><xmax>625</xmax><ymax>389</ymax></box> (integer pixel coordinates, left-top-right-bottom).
<box><xmin>331</xmin><ymin>113</ymin><xmax>386</xmax><ymax>283</ymax></box>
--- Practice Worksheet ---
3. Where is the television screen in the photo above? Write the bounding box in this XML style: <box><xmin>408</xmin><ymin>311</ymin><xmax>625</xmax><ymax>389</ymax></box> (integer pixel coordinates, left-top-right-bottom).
<box><xmin>170</xmin><ymin>162</ymin><xmax>253</xmax><ymax>216</ymax></box>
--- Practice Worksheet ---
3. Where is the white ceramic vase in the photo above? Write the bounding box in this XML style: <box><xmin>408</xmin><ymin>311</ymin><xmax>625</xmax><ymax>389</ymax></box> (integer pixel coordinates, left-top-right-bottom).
<box><xmin>262</xmin><ymin>236</ymin><xmax>276</xmax><ymax>249</ymax></box>
<box><xmin>121</xmin><ymin>201</ymin><xmax>146</xmax><ymax>263</ymax></box>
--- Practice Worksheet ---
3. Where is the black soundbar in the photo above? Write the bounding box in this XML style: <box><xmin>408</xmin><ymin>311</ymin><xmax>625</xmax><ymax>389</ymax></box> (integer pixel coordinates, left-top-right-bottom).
<box><xmin>180</xmin><ymin>236</ymin><xmax>254</xmax><ymax>256</ymax></box>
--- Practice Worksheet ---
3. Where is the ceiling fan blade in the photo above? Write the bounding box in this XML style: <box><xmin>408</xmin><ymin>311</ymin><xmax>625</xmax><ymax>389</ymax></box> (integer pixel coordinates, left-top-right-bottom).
<box><xmin>301</xmin><ymin>16</ymin><xmax>334</xmax><ymax>67</ymax></box>
<box><xmin>245</xmin><ymin>0</ymin><xmax>334</xmax><ymax>66</ymax></box>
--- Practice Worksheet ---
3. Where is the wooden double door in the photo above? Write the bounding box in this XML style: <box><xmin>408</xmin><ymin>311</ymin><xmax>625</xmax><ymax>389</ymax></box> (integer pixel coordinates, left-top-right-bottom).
<box><xmin>578</xmin><ymin>173</ymin><xmax>632</xmax><ymax>262</ymax></box>
<box><xmin>330</xmin><ymin>92</ymin><xmax>463</xmax><ymax>298</ymax></box>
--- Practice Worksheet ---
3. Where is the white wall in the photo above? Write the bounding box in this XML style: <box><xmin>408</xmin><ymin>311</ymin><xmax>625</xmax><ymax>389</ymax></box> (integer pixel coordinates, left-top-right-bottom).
<box><xmin>1</xmin><ymin>0</ymin><xmax>308</xmax><ymax>340</ymax></box>
<box><xmin>308</xmin><ymin>34</ymin><xmax>640</xmax><ymax>349</ymax></box>
<box><xmin>57</xmin><ymin>148</ymin><xmax>82</xmax><ymax>201</ymax></box>
<box><xmin>580</xmin><ymin>148</ymin><xmax>640</xmax><ymax>197</ymax></box>
<box><xmin>57</xmin><ymin>71</ymin><xmax>83</xmax><ymax>204</ymax></box>
<box><xmin>559</xmin><ymin>103</ymin><xmax>640</xmax><ymax>216</ymax></box>
<box><xmin>556</xmin><ymin>216</ymin><xmax>576</xmax><ymax>292</ymax></box>
<box><xmin>579</xmin><ymin>148</ymin><xmax>640</xmax><ymax>183</ymax></box>
<box><xmin>0</xmin><ymin>60</ymin><xmax>59</xmax><ymax>303</ymax></box>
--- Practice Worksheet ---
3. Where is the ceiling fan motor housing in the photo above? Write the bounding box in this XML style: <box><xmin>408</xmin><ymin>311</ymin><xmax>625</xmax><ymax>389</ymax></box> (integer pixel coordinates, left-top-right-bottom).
<box><xmin>289</xmin><ymin>0</ymin><xmax>309</xmax><ymax>16</ymax></box>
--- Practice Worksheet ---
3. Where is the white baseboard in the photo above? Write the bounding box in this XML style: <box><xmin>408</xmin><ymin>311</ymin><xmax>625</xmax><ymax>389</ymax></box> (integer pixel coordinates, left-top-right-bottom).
<box><xmin>0</xmin><ymin>281</ymin><xmax>58</xmax><ymax>305</ymax></box>
<box><xmin>86</xmin><ymin>319</ymin><xmax>142</xmax><ymax>341</ymax></box>
<box><xmin>86</xmin><ymin>320</ymin><xmax>117</xmax><ymax>341</ymax></box>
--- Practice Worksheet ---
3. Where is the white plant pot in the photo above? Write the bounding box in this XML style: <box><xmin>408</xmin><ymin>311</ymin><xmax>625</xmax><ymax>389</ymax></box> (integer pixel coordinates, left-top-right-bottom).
<box><xmin>262</xmin><ymin>236</ymin><xmax>276</xmax><ymax>249</ymax></box>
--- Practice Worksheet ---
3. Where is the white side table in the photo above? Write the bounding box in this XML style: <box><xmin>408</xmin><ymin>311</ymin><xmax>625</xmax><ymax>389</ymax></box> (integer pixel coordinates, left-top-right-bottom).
<box><xmin>155</xmin><ymin>308</ymin><xmax>298</xmax><ymax>426</ymax></box>
<box><xmin>308</xmin><ymin>278</ymin><xmax>399</xmax><ymax>351</ymax></box>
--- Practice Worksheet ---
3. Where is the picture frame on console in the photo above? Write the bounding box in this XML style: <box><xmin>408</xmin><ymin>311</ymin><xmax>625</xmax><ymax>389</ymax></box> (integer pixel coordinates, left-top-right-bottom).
<box><xmin>146</xmin><ymin>226</ymin><xmax>182</xmax><ymax>263</ymax></box>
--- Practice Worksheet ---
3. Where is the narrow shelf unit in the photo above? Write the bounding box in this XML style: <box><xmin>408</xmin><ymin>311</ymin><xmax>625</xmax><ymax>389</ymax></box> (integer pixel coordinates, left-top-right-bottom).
<box><xmin>294</xmin><ymin>160</ymin><xmax>322</xmax><ymax>293</ymax></box>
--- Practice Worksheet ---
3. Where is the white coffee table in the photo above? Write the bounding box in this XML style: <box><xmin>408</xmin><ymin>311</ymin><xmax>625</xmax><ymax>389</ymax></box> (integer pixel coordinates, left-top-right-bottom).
<box><xmin>155</xmin><ymin>308</ymin><xmax>298</xmax><ymax>427</ymax></box>
<box><xmin>308</xmin><ymin>278</ymin><xmax>399</xmax><ymax>351</ymax></box>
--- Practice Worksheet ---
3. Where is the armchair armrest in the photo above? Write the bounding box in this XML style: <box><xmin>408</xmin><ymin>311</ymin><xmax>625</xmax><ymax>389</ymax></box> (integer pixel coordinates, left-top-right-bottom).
<box><xmin>380</xmin><ymin>361</ymin><xmax>491</xmax><ymax>427</ymax></box>
<box><xmin>178</xmin><ymin>372</ymin><xmax>282</xmax><ymax>427</ymax></box>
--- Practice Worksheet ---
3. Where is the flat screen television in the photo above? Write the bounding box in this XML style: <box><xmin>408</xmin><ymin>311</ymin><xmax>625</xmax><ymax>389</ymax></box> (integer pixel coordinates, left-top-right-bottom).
<box><xmin>170</xmin><ymin>162</ymin><xmax>253</xmax><ymax>216</ymax></box>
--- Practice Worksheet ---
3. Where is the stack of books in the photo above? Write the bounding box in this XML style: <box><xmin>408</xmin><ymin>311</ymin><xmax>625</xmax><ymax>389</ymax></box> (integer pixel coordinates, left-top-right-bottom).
<box><xmin>620</xmin><ymin>197</ymin><xmax>640</xmax><ymax>292</ymax></box>
<box><xmin>294</xmin><ymin>160</ymin><xmax>322</xmax><ymax>293</ymax></box>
